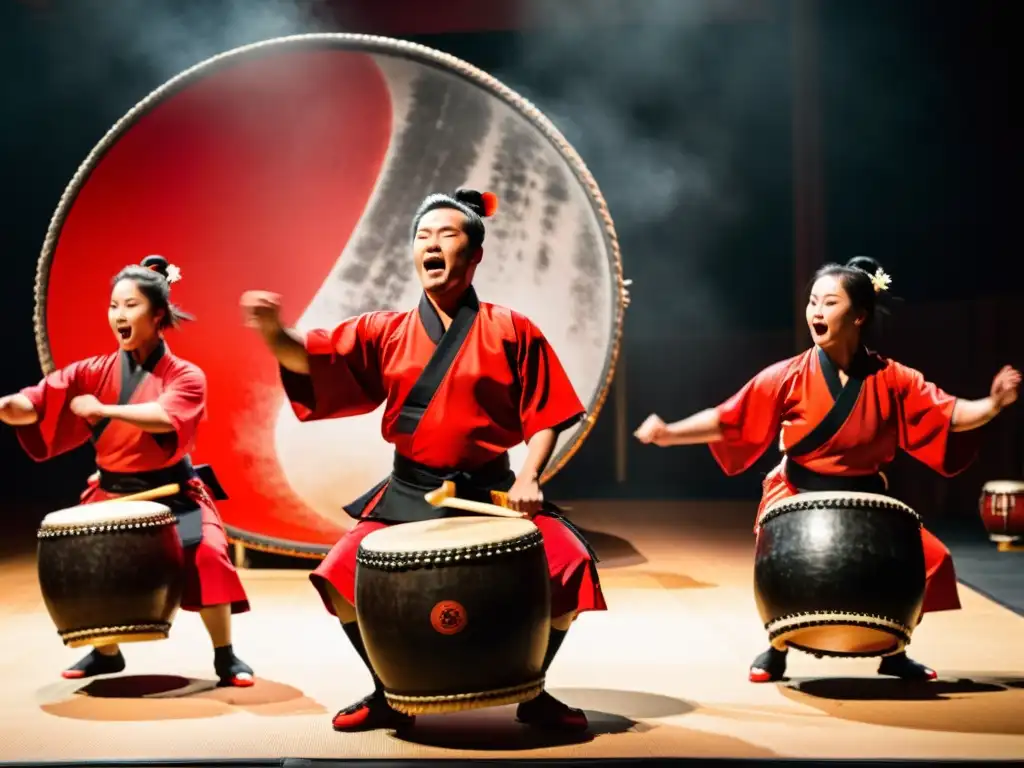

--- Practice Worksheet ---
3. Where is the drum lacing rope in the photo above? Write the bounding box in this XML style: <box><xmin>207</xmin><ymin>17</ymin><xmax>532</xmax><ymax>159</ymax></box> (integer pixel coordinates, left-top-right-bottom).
<box><xmin>758</xmin><ymin>496</ymin><xmax>922</xmax><ymax>527</ymax></box>
<box><xmin>61</xmin><ymin>622</ymin><xmax>171</xmax><ymax>645</ymax></box>
<box><xmin>38</xmin><ymin>514</ymin><xmax>177</xmax><ymax>537</ymax></box>
<box><xmin>385</xmin><ymin>677</ymin><xmax>545</xmax><ymax>716</ymax></box>
<box><xmin>356</xmin><ymin>529</ymin><xmax>544</xmax><ymax>571</ymax></box>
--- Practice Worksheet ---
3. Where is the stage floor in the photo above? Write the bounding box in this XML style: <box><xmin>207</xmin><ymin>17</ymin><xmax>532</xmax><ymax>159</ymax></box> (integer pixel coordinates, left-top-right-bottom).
<box><xmin>1</xmin><ymin>500</ymin><xmax>1023</xmax><ymax>763</ymax></box>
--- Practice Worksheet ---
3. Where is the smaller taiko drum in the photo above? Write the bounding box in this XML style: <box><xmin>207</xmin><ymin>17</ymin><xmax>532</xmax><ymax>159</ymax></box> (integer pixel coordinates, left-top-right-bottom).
<box><xmin>754</xmin><ymin>491</ymin><xmax>926</xmax><ymax>658</ymax></box>
<box><xmin>37</xmin><ymin>500</ymin><xmax>186</xmax><ymax>648</ymax></box>
<box><xmin>355</xmin><ymin>516</ymin><xmax>551</xmax><ymax>715</ymax></box>
<box><xmin>979</xmin><ymin>480</ymin><xmax>1024</xmax><ymax>544</ymax></box>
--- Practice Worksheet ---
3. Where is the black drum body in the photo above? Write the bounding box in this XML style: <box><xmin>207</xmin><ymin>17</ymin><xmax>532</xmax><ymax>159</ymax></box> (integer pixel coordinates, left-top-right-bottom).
<box><xmin>37</xmin><ymin>502</ymin><xmax>186</xmax><ymax>648</ymax></box>
<box><xmin>355</xmin><ymin>518</ymin><xmax>552</xmax><ymax>715</ymax></box>
<box><xmin>754</xmin><ymin>492</ymin><xmax>926</xmax><ymax>657</ymax></box>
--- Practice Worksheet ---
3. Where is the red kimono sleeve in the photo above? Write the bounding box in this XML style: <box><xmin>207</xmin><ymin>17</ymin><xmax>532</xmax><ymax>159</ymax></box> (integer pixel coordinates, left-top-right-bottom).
<box><xmin>16</xmin><ymin>359</ymin><xmax>101</xmax><ymax>462</ymax></box>
<box><xmin>892</xmin><ymin>361</ymin><xmax>977</xmax><ymax>477</ymax></box>
<box><xmin>157</xmin><ymin>365</ymin><xmax>207</xmax><ymax>454</ymax></box>
<box><xmin>513</xmin><ymin>314</ymin><xmax>585</xmax><ymax>443</ymax></box>
<box><xmin>709</xmin><ymin>358</ymin><xmax>793</xmax><ymax>476</ymax></box>
<box><xmin>281</xmin><ymin>313</ymin><xmax>388</xmax><ymax>422</ymax></box>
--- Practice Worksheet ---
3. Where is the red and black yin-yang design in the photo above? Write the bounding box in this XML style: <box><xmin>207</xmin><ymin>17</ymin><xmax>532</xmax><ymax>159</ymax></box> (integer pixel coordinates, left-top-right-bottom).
<box><xmin>34</xmin><ymin>35</ymin><xmax>624</xmax><ymax>557</ymax></box>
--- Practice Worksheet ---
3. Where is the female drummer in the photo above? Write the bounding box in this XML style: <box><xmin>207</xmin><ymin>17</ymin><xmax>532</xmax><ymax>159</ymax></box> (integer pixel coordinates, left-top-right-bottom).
<box><xmin>0</xmin><ymin>256</ymin><xmax>255</xmax><ymax>687</ymax></box>
<box><xmin>634</xmin><ymin>256</ymin><xmax>1020</xmax><ymax>683</ymax></box>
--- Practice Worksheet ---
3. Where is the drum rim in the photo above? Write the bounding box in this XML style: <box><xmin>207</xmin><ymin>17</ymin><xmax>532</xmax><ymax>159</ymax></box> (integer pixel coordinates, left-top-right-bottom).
<box><xmin>982</xmin><ymin>480</ymin><xmax>1024</xmax><ymax>493</ymax></box>
<box><xmin>356</xmin><ymin>527</ymin><xmax>544</xmax><ymax>568</ymax></box>
<box><xmin>41</xmin><ymin>500</ymin><xmax>174</xmax><ymax>527</ymax></box>
<box><xmin>357</xmin><ymin>515</ymin><xmax>540</xmax><ymax>553</ymax></box>
<box><xmin>31</xmin><ymin>33</ymin><xmax>627</xmax><ymax>503</ymax></box>
<box><xmin>759</xmin><ymin>491</ymin><xmax>920</xmax><ymax>527</ymax></box>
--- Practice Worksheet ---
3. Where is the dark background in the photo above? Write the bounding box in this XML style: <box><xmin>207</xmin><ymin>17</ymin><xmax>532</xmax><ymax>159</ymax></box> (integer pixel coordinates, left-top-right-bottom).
<box><xmin>1</xmin><ymin>0</ymin><xmax>1019</xmax><ymax>532</ymax></box>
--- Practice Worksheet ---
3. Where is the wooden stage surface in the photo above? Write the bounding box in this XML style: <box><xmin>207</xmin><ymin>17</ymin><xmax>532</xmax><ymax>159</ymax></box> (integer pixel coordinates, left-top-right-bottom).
<box><xmin>1</xmin><ymin>500</ymin><xmax>1023</xmax><ymax>763</ymax></box>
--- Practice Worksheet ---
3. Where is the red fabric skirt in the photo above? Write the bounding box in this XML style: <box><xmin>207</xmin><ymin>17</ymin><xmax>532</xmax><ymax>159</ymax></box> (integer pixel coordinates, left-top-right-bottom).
<box><xmin>311</xmin><ymin>514</ymin><xmax>606</xmax><ymax>619</ymax></box>
<box><xmin>757</xmin><ymin>466</ymin><xmax>961</xmax><ymax>616</ymax></box>
<box><xmin>80</xmin><ymin>478</ymin><xmax>250</xmax><ymax>614</ymax></box>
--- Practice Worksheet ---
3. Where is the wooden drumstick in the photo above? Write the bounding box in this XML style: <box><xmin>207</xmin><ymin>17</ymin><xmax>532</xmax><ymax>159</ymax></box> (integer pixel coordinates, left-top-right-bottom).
<box><xmin>108</xmin><ymin>483</ymin><xmax>181</xmax><ymax>503</ymax></box>
<box><xmin>424</xmin><ymin>482</ymin><xmax>525</xmax><ymax>519</ymax></box>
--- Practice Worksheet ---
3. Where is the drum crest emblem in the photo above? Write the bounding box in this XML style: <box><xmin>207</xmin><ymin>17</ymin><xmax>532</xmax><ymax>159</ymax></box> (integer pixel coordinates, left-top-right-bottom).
<box><xmin>430</xmin><ymin>600</ymin><xmax>467</xmax><ymax>635</ymax></box>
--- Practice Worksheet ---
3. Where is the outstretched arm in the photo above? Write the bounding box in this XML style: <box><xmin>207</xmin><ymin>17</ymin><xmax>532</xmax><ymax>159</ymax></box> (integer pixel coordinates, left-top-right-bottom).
<box><xmin>0</xmin><ymin>394</ymin><xmax>38</xmax><ymax>426</ymax></box>
<box><xmin>951</xmin><ymin>365</ymin><xmax>1020</xmax><ymax>432</ymax></box>
<box><xmin>635</xmin><ymin>408</ymin><xmax>722</xmax><ymax>447</ymax></box>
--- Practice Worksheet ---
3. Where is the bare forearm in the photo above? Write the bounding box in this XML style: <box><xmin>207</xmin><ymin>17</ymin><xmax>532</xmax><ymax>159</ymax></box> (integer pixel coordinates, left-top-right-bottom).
<box><xmin>0</xmin><ymin>394</ymin><xmax>38</xmax><ymax>426</ymax></box>
<box><xmin>661</xmin><ymin>408</ymin><xmax>723</xmax><ymax>446</ymax></box>
<box><xmin>519</xmin><ymin>428</ymin><xmax>558</xmax><ymax>481</ymax></box>
<box><xmin>100</xmin><ymin>403</ymin><xmax>175</xmax><ymax>433</ymax></box>
<box><xmin>951</xmin><ymin>397</ymin><xmax>1002</xmax><ymax>432</ymax></box>
<box><xmin>264</xmin><ymin>327</ymin><xmax>310</xmax><ymax>374</ymax></box>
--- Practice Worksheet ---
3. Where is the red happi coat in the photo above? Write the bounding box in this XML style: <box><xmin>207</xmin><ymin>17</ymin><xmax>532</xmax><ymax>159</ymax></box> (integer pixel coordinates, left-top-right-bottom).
<box><xmin>710</xmin><ymin>346</ymin><xmax>973</xmax><ymax>614</ymax></box>
<box><xmin>285</xmin><ymin>289</ymin><xmax>605</xmax><ymax>617</ymax></box>
<box><xmin>19</xmin><ymin>344</ymin><xmax>206</xmax><ymax>474</ymax></box>
<box><xmin>285</xmin><ymin>292</ymin><xmax>586</xmax><ymax>475</ymax></box>
<box><xmin>17</xmin><ymin>341</ymin><xmax>248</xmax><ymax>613</ymax></box>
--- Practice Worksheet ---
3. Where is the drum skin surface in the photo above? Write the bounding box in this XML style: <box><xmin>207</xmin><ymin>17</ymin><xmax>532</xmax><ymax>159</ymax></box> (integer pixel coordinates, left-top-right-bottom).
<box><xmin>979</xmin><ymin>480</ymin><xmax>1024</xmax><ymax>543</ymax></box>
<box><xmin>355</xmin><ymin>517</ymin><xmax>551</xmax><ymax>714</ymax></box>
<box><xmin>37</xmin><ymin>501</ymin><xmax>186</xmax><ymax>648</ymax></box>
<box><xmin>753</xmin><ymin>492</ymin><xmax>926</xmax><ymax>658</ymax></box>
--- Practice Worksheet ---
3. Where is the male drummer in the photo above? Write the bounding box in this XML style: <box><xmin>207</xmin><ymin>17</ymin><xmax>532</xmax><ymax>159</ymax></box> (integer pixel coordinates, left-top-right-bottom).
<box><xmin>241</xmin><ymin>187</ymin><xmax>606</xmax><ymax>732</ymax></box>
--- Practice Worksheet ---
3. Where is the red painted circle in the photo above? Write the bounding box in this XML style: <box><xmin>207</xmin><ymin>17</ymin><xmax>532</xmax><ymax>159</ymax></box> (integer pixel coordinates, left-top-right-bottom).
<box><xmin>430</xmin><ymin>600</ymin><xmax>468</xmax><ymax>635</ymax></box>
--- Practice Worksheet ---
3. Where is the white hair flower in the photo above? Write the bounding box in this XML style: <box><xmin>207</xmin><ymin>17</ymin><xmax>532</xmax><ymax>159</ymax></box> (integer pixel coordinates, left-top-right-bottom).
<box><xmin>165</xmin><ymin>264</ymin><xmax>182</xmax><ymax>284</ymax></box>
<box><xmin>870</xmin><ymin>267</ymin><xmax>891</xmax><ymax>293</ymax></box>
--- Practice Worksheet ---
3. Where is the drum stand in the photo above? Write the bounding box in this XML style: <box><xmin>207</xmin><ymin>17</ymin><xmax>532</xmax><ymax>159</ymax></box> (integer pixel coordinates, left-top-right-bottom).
<box><xmin>996</xmin><ymin>540</ymin><xmax>1024</xmax><ymax>553</ymax></box>
<box><xmin>232</xmin><ymin>540</ymin><xmax>250</xmax><ymax>569</ymax></box>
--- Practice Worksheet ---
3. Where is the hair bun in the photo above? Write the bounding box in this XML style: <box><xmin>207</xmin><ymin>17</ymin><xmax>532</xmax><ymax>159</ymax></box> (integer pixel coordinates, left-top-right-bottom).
<box><xmin>141</xmin><ymin>254</ymin><xmax>169</xmax><ymax>277</ymax></box>
<box><xmin>846</xmin><ymin>255</ymin><xmax>883</xmax><ymax>276</ymax></box>
<box><xmin>453</xmin><ymin>187</ymin><xmax>498</xmax><ymax>218</ymax></box>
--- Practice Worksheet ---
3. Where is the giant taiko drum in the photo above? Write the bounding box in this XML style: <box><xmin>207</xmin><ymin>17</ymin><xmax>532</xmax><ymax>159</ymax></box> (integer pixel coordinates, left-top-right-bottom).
<box><xmin>33</xmin><ymin>35</ymin><xmax>626</xmax><ymax>558</ymax></box>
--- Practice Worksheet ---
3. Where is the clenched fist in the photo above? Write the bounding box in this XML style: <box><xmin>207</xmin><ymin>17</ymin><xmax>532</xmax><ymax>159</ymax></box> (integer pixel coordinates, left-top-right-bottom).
<box><xmin>240</xmin><ymin>291</ymin><xmax>284</xmax><ymax>336</ymax></box>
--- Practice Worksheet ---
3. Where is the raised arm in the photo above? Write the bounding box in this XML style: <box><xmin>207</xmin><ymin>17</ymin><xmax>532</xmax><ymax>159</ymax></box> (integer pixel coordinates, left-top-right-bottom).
<box><xmin>242</xmin><ymin>290</ymin><xmax>388</xmax><ymax>422</ymax></box>
<box><xmin>950</xmin><ymin>365</ymin><xmax>1020</xmax><ymax>432</ymax></box>
<box><xmin>241</xmin><ymin>291</ymin><xmax>310</xmax><ymax>374</ymax></box>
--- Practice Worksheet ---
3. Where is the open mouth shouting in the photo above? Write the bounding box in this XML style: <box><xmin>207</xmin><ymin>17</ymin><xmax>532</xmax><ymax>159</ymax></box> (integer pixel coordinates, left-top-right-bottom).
<box><xmin>422</xmin><ymin>254</ymin><xmax>446</xmax><ymax>277</ymax></box>
<box><xmin>116</xmin><ymin>325</ymin><xmax>133</xmax><ymax>344</ymax></box>
<box><xmin>811</xmin><ymin>321</ymin><xmax>828</xmax><ymax>338</ymax></box>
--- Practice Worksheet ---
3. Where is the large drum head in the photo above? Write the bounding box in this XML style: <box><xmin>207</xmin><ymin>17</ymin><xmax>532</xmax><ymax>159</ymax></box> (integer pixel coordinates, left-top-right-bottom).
<box><xmin>33</xmin><ymin>35</ymin><xmax>625</xmax><ymax>557</ymax></box>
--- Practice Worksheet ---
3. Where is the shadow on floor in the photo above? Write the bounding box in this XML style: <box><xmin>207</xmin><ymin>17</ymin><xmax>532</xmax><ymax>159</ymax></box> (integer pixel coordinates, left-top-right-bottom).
<box><xmin>39</xmin><ymin>674</ymin><xmax>326</xmax><ymax>721</ymax></box>
<box><xmin>780</xmin><ymin>674</ymin><xmax>1024</xmax><ymax>735</ymax></box>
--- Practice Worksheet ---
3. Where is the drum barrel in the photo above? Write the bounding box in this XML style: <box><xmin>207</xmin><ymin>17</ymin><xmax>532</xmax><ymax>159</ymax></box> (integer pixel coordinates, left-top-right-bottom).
<box><xmin>355</xmin><ymin>527</ymin><xmax>551</xmax><ymax>714</ymax></box>
<box><xmin>754</xmin><ymin>494</ymin><xmax>926</xmax><ymax>657</ymax></box>
<box><xmin>37</xmin><ymin>512</ymin><xmax>185</xmax><ymax>648</ymax></box>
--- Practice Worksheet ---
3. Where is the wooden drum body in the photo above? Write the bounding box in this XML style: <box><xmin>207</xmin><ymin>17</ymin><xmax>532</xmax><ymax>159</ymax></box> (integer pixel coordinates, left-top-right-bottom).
<box><xmin>979</xmin><ymin>481</ymin><xmax>1024</xmax><ymax>544</ymax></box>
<box><xmin>754</xmin><ymin>492</ymin><xmax>926</xmax><ymax>658</ymax></box>
<box><xmin>37</xmin><ymin>500</ymin><xmax>186</xmax><ymax>648</ymax></box>
<box><xmin>355</xmin><ymin>517</ymin><xmax>552</xmax><ymax>715</ymax></box>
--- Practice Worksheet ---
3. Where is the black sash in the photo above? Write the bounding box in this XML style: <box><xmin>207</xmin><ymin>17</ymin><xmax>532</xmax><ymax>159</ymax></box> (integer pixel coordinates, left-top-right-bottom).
<box><xmin>98</xmin><ymin>457</ymin><xmax>228</xmax><ymax>549</ymax></box>
<box><xmin>786</xmin><ymin>346</ymin><xmax>866</xmax><ymax>459</ymax></box>
<box><xmin>784</xmin><ymin>460</ymin><xmax>887</xmax><ymax>495</ymax></box>
<box><xmin>394</xmin><ymin>288</ymin><xmax>480</xmax><ymax>435</ymax></box>
<box><xmin>343</xmin><ymin>452</ymin><xmax>599</xmax><ymax>564</ymax></box>
<box><xmin>90</xmin><ymin>342</ymin><xmax>167</xmax><ymax>445</ymax></box>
